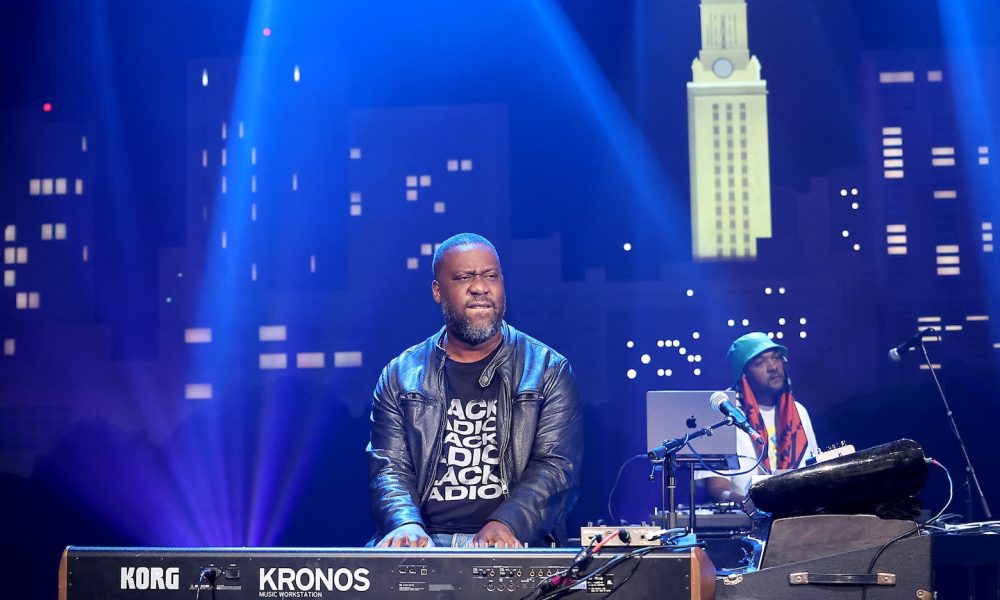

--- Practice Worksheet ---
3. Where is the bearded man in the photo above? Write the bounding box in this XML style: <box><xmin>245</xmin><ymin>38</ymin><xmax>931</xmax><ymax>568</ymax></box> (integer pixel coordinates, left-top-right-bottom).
<box><xmin>701</xmin><ymin>332</ymin><xmax>819</xmax><ymax>502</ymax></box>
<box><xmin>366</xmin><ymin>233</ymin><xmax>582</xmax><ymax>548</ymax></box>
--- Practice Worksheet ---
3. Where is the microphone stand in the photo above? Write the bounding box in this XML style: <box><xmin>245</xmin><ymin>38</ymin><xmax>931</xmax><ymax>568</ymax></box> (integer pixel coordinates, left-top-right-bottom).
<box><xmin>648</xmin><ymin>417</ymin><xmax>734</xmax><ymax>535</ymax></box>
<box><xmin>919</xmin><ymin>342</ymin><xmax>992</xmax><ymax>519</ymax></box>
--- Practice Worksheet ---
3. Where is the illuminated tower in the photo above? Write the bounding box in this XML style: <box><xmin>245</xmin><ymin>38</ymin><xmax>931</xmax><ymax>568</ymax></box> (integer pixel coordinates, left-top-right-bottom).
<box><xmin>688</xmin><ymin>0</ymin><xmax>772</xmax><ymax>260</ymax></box>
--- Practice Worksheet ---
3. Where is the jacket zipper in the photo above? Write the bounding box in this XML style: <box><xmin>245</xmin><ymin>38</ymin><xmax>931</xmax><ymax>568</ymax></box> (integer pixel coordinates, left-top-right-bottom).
<box><xmin>497</xmin><ymin>375</ymin><xmax>511</xmax><ymax>498</ymax></box>
<box><xmin>419</xmin><ymin>369</ymin><xmax>448</xmax><ymax>504</ymax></box>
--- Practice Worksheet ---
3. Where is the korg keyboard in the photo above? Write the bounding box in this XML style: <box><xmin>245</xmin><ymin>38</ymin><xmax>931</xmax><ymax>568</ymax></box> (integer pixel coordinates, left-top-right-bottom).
<box><xmin>60</xmin><ymin>546</ymin><xmax>715</xmax><ymax>599</ymax></box>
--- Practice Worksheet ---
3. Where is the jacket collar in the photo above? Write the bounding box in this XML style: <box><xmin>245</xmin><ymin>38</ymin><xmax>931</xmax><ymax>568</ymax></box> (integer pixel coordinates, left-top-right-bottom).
<box><xmin>433</xmin><ymin>321</ymin><xmax>515</xmax><ymax>388</ymax></box>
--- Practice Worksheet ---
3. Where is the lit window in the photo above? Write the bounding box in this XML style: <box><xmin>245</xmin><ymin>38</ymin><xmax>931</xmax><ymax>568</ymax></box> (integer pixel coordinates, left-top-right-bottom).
<box><xmin>447</xmin><ymin>160</ymin><xmax>458</xmax><ymax>172</ymax></box>
<box><xmin>460</xmin><ymin>159</ymin><xmax>473</xmax><ymax>171</ymax></box>
<box><xmin>879</xmin><ymin>71</ymin><xmax>914</xmax><ymax>83</ymax></box>
<box><xmin>75</xmin><ymin>179</ymin><xmax>84</xmax><ymax>195</ymax></box>
<box><xmin>185</xmin><ymin>328</ymin><xmax>213</xmax><ymax>343</ymax></box>
<box><xmin>259</xmin><ymin>353</ymin><xmax>288</xmax><ymax>369</ymax></box>
<box><xmin>349</xmin><ymin>147</ymin><xmax>362</xmax><ymax>159</ymax></box>
<box><xmin>3</xmin><ymin>270</ymin><xmax>14</xmax><ymax>287</ymax></box>
<box><xmin>406</xmin><ymin>176</ymin><xmax>418</xmax><ymax>187</ymax></box>
<box><xmin>41</xmin><ymin>224</ymin><xmax>53</xmax><ymax>240</ymax></box>
<box><xmin>419</xmin><ymin>175</ymin><xmax>431</xmax><ymax>187</ymax></box>
<box><xmin>434</xmin><ymin>202</ymin><xmax>445</xmax><ymax>213</ymax></box>
<box><xmin>4</xmin><ymin>225</ymin><xmax>15</xmax><ymax>242</ymax></box>
<box><xmin>259</xmin><ymin>325</ymin><xmax>287</xmax><ymax>341</ymax></box>
<box><xmin>55</xmin><ymin>178</ymin><xmax>67</xmax><ymax>195</ymax></box>
<box><xmin>407</xmin><ymin>189</ymin><xmax>418</xmax><ymax>201</ymax></box>
<box><xmin>350</xmin><ymin>205</ymin><xmax>362</xmax><ymax>216</ymax></box>
<box><xmin>334</xmin><ymin>351</ymin><xmax>363</xmax><ymax>367</ymax></box>
<box><xmin>406</xmin><ymin>257</ymin><xmax>418</xmax><ymax>270</ymax></box>
<box><xmin>55</xmin><ymin>223</ymin><xmax>66</xmax><ymax>240</ymax></box>
<box><xmin>297</xmin><ymin>353</ymin><xmax>325</xmax><ymax>369</ymax></box>
<box><xmin>186</xmin><ymin>384</ymin><xmax>212</xmax><ymax>400</ymax></box>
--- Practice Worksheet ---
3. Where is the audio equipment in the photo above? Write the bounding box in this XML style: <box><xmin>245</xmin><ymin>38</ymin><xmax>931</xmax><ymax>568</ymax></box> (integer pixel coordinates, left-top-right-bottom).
<box><xmin>60</xmin><ymin>545</ymin><xmax>715</xmax><ymax>600</ymax></box>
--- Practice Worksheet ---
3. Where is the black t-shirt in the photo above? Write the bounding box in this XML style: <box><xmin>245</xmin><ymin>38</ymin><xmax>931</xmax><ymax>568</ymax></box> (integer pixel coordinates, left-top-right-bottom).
<box><xmin>423</xmin><ymin>346</ymin><xmax>505</xmax><ymax>534</ymax></box>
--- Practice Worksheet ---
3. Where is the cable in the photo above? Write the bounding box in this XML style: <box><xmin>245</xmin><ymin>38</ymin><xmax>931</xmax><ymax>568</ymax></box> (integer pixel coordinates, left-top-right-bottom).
<box><xmin>534</xmin><ymin>544</ymin><xmax>704</xmax><ymax>600</ymax></box>
<box><xmin>926</xmin><ymin>458</ymin><xmax>954</xmax><ymax>526</ymax></box>
<box><xmin>858</xmin><ymin>458</ymin><xmax>954</xmax><ymax>600</ymax></box>
<box><xmin>859</xmin><ymin>526</ymin><xmax>919</xmax><ymax>600</ymax></box>
<box><xmin>607</xmin><ymin>453</ymin><xmax>645</xmax><ymax>523</ymax></box>
<box><xmin>685</xmin><ymin>440</ymin><xmax>766</xmax><ymax>477</ymax></box>
<box><xmin>194</xmin><ymin>567</ymin><xmax>221</xmax><ymax>600</ymax></box>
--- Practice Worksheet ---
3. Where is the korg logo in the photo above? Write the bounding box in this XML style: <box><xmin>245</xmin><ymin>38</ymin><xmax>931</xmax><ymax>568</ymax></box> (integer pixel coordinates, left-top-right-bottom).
<box><xmin>120</xmin><ymin>567</ymin><xmax>180</xmax><ymax>590</ymax></box>
<box><xmin>260</xmin><ymin>567</ymin><xmax>371</xmax><ymax>593</ymax></box>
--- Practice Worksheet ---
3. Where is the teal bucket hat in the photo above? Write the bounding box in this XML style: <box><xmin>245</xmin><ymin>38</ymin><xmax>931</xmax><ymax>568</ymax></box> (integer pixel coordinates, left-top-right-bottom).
<box><xmin>727</xmin><ymin>332</ymin><xmax>788</xmax><ymax>385</ymax></box>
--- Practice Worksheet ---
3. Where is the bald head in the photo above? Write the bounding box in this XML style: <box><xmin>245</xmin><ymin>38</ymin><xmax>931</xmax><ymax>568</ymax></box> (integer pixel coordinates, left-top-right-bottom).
<box><xmin>432</xmin><ymin>233</ymin><xmax>500</xmax><ymax>277</ymax></box>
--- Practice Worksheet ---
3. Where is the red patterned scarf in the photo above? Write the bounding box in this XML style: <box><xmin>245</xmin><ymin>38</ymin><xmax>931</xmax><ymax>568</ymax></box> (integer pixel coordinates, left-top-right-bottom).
<box><xmin>739</xmin><ymin>375</ymin><xmax>808</xmax><ymax>472</ymax></box>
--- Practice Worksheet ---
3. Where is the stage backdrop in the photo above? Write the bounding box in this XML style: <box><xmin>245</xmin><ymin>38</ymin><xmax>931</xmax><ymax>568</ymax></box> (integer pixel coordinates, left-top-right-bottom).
<box><xmin>1</xmin><ymin>0</ymin><xmax>999</xmax><ymax>590</ymax></box>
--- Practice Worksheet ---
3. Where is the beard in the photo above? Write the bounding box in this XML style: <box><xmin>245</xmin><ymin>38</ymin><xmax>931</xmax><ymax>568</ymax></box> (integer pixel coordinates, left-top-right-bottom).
<box><xmin>440</xmin><ymin>297</ymin><xmax>506</xmax><ymax>346</ymax></box>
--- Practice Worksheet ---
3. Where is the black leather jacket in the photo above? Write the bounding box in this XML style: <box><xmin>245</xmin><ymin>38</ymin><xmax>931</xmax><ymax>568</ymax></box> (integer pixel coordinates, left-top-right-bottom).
<box><xmin>366</xmin><ymin>322</ymin><xmax>583</xmax><ymax>546</ymax></box>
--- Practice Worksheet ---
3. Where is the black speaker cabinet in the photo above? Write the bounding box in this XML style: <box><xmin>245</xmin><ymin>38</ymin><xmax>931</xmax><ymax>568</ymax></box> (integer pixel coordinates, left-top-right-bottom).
<box><xmin>715</xmin><ymin>534</ymin><xmax>932</xmax><ymax>600</ymax></box>
<box><xmin>762</xmin><ymin>514</ymin><xmax>918</xmax><ymax>569</ymax></box>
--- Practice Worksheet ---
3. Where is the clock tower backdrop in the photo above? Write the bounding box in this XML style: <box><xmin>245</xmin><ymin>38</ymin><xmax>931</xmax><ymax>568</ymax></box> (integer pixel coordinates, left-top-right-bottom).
<box><xmin>688</xmin><ymin>0</ymin><xmax>773</xmax><ymax>260</ymax></box>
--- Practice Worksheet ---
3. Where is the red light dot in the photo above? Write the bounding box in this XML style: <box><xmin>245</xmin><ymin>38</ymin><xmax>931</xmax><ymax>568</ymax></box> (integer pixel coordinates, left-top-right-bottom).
<box><xmin>262</xmin><ymin>27</ymin><xmax>272</xmax><ymax>37</ymax></box>
<box><xmin>42</xmin><ymin>102</ymin><xmax>53</xmax><ymax>112</ymax></box>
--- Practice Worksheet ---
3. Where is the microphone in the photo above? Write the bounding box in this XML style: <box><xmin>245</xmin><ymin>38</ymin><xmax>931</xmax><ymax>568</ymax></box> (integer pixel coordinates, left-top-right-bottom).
<box><xmin>888</xmin><ymin>327</ymin><xmax>936</xmax><ymax>362</ymax></box>
<box><xmin>710</xmin><ymin>391</ymin><xmax>764</xmax><ymax>445</ymax></box>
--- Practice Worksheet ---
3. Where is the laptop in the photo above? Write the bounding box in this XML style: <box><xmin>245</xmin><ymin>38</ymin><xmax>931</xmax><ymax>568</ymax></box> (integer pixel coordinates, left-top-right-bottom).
<box><xmin>646</xmin><ymin>390</ymin><xmax>741</xmax><ymax>469</ymax></box>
